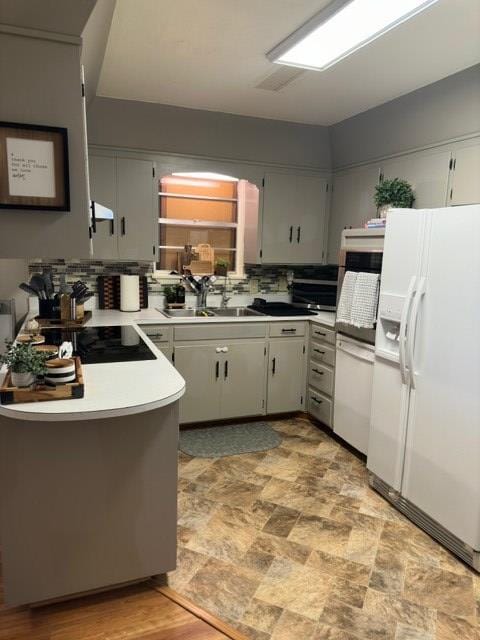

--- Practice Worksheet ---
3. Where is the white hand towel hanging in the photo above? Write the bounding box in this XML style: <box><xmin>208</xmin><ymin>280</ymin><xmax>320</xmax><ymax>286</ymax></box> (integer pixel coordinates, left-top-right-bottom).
<box><xmin>336</xmin><ymin>271</ymin><xmax>357</xmax><ymax>324</ymax></box>
<box><xmin>351</xmin><ymin>272</ymin><xmax>380</xmax><ymax>329</ymax></box>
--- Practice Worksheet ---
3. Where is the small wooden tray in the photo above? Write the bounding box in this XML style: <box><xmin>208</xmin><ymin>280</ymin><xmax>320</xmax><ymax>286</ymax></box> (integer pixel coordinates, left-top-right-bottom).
<box><xmin>0</xmin><ymin>357</ymin><xmax>84</xmax><ymax>405</ymax></box>
<box><xmin>35</xmin><ymin>310</ymin><xmax>92</xmax><ymax>328</ymax></box>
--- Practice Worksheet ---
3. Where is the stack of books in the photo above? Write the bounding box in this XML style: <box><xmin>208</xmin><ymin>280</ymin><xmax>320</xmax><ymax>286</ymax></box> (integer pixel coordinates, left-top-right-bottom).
<box><xmin>365</xmin><ymin>218</ymin><xmax>386</xmax><ymax>229</ymax></box>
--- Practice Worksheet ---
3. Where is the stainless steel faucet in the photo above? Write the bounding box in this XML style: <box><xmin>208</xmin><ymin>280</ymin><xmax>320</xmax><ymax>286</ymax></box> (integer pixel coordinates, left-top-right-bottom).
<box><xmin>220</xmin><ymin>285</ymin><xmax>231</xmax><ymax>308</ymax></box>
<box><xmin>183</xmin><ymin>275</ymin><xmax>212</xmax><ymax>308</ymax></box>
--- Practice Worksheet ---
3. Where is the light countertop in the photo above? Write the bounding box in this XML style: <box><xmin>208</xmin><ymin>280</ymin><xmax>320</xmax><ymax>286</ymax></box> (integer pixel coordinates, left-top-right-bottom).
<box><xmin>85</xmin><ymin>308</ymin><xmax>336</xmax><ymax>328</ymax></box>
<box><xmin>0</xmin><ymin>323</ymin><xmax>185</xmax><ymax>422</ymax></box>
<box><xmin>0</xmin><ymin>306</ymin><xmax>335</xmax><ymax>422</ymax></box>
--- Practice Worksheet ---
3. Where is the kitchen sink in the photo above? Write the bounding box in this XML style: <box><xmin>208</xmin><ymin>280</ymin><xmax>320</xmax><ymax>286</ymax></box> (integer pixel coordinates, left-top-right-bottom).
<box><xmin>212</xmin><ymin>307</ymin><xmax>263</xmax><ymax>317</ymax></box>
<box><xmin>160</xmin><ymin>308</ymin><xmax>216</xmax><ymax>318</ymax></box>
<box><xmin>159</xmin><ymin>307</ymin><xmax>263</xmax><ymax>318</ymax></box>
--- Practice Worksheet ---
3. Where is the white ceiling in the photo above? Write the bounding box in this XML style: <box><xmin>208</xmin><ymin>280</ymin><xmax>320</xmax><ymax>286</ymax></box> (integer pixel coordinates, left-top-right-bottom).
<box><xmin>97</xmin><ymin>0</ymin><xmax>480</xmax><ymax>126</ymax></box>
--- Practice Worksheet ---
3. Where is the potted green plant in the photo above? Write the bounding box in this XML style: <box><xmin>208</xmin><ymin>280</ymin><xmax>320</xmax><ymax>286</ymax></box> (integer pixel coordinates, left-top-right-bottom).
<box><xmin>1</xmin><ymin>341</ymin><xmax>48</xmax><ymax>388</ymax></box>
<box><xmin>214</xmin><ymin>258</ymin><xmax>229</xmax><ymax>277</ymax></box>
<box><xmin>374</xmin><ymin>178</ymin><xmax>415</xmax><ymax>217</ymax></box>
<box><xmin>163</xmin><ymin>285</ymin><xmax>177</xmax><ymax>306</ymax></box>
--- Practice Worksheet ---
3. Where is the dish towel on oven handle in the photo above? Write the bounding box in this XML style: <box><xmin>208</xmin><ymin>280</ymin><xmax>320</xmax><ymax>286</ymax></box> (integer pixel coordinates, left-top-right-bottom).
<box><xmin>336</xmin><ymin>271</ymin><xmax>358</xmax><ymax>324</ymax></box>
<box><xmin>350</xmin><ymin>272</ymin><xmax>380</xmax><ymax>329</ymax></box>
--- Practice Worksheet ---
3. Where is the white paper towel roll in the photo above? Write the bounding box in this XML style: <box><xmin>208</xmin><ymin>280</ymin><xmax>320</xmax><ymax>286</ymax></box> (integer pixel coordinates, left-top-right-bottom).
<box><xmin>120</xmin><ymin>275</ymin><xmax>140</xmax><ymax>312</ymax></box>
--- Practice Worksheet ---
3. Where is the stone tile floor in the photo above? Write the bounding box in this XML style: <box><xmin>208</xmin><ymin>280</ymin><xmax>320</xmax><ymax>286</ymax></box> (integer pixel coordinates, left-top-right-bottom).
<box><xmin>168</xmin><ymin>415</ymin><xmax>480</xmax><ymax>640</ymax></box>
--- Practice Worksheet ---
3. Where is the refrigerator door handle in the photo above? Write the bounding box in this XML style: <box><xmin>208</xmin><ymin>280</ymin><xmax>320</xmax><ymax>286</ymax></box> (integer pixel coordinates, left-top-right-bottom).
<box><xmin>399</xmin><ymin>276</ymin><xmax>417</xmax><ymax>385</ymax></box>
<box><xmin>406</xmin><ymin>276</ymin><xmax>426</xmax><ymax>389</ymax></box>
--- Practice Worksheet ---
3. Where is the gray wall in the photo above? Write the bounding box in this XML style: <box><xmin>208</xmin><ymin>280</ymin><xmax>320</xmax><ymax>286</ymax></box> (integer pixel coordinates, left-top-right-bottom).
<box><xmin>0</xmin><ymin>259</ymin><xmax>28</xmax><ymax>324</ymax></box>
<box><xmin>0</xmin><ymin>31</ymin><xmax>91</xmax><ymax>258</ymax></box>
<box><xmin>87</xmin><ymin>97</ymin><xmax>331</xmax><ymax>170</ymax></box>
<box><xmin>331</xmin><ymin>64</ymin><xmax>480</xmax><ymax>169</ymax></box>
<box><xmin>81</xmin><ymin>0</ymin><xmax>116</xmax><ymax>106</ymax></box>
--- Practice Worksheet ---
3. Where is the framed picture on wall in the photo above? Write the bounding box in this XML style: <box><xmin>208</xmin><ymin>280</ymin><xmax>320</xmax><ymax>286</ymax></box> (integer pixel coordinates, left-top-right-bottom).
<box><xmin>0</xmin><ymin>121</ymin><xmax>70</xmax><ymax>211</ymax></box>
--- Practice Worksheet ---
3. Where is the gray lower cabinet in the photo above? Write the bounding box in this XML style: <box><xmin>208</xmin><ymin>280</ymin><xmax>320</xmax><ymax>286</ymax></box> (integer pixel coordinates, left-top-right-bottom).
<box><xmin>174</xmin><ymin>341</ymin><xmax>266</xmax><ymax>424</ymax></box>
<box><xmin>307</xmin><ymin>323</ymin><xmax>335</xmax><ymax>428</ymax></box>
<box><xmin>89</xmin><ymin>154</ymin><xmax>157</xmax><ymax>260</ymax></box>
<box><xmin>174</xmin><ymin>344</ymin><xmax>223</xmax><ymax>424</ymax></box>
<box><xmin>267</xmin><ymin>338</ymin><xmax>306</xmax><ymax>414</ymax></box>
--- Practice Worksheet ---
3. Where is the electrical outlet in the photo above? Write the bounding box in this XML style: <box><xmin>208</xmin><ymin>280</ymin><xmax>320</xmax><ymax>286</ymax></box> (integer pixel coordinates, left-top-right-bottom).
<box><xmin>249</xmin><ymin>278</ymin><xmax>259</xmax><ymax>294</ymax></box>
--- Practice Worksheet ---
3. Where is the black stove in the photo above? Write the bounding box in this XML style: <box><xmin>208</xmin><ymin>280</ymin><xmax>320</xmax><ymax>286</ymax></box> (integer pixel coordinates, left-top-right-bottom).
<box><xmin>248</xmin><ymin>302</ymin><xmax>318</xmax><ymax>317</ymax></box>
<box><xmin>40</xmin><ymin>325</ymin><xmax>156</xmax><ymax>364</ymax></box>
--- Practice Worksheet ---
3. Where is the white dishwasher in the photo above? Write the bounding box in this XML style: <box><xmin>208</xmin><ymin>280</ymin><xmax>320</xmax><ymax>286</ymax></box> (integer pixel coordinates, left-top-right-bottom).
<box><xmin>333</xmin><ymin>335</ymin><xmax>375</xmax><ymax>455</ymax></box>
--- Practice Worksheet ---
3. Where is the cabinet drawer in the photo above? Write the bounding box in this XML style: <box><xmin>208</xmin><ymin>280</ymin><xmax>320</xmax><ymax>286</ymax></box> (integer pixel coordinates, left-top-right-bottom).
<box><xmin>269</xmin><ymin>322</ymin><xmax>306</xmax><ymax>338</ymax></box>
<box><xmin>310</xmin><ymin>340</ymin><xmax>335</xmax><ymax>367</ymax></box>
<box><xmin>308</xmin><ymin>388</ymin><xmax>332</xmax><ymax>428</ymax></box>
<box><xmin>174</xmin><ymin>323</ymin><xmax>267</xmax><ymax>342</ymax></box>
<box><xmin>142</xmin><ymin>325</ymin><xmax>173</xmax><ymax>343</ymax></box>
<box><xmin>310</xmin><ymin>325</ymin><xmax>335</xmax><ymax>345</ymax></box>
<box><xmin>309</xmin><ymin>361</ymin><xmax>334</xmax><ymax>396</ymax></box>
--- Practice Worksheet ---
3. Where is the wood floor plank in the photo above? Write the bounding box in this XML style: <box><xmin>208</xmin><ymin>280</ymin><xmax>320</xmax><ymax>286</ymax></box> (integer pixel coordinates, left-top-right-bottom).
<box><xmin>0</xmin><ymin>581</ymin><xmax>238</xmax><ymax>640</ymax></box>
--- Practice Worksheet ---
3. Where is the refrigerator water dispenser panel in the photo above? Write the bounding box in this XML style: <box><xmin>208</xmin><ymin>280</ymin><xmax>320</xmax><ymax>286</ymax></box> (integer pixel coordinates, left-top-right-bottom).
<box><xmin>378</xmin><ymin>293</ymin><xmax>405</xmax><ymax>322</ymax></box>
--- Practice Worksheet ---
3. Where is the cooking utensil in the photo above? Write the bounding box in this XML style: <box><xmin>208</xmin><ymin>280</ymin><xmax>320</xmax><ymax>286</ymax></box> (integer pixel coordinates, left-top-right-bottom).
<box><xmin>42</xmin><ymin>269</ymin><xmax>54</xmax><ymax>299</ymax></box>
<box><xmin>19</xmin><ymin>282</ymin><xmax>40</xmax><ymax>297</ymax></box>
<box><xmin>29</xmin><ymin>274</ymin><xmax>46</xmax><ymax>300</ymax></box>
<box><xmin>76</xmin><ymin>292</ymin><xmax>94</xmax><ymax>305</ymax></box>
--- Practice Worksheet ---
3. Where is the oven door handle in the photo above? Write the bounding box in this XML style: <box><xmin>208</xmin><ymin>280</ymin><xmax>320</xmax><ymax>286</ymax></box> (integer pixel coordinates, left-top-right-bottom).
<box><xmin>399</xmin><ymin>276</ymin><xmax>417</xmax><ymax>386</ymax></box>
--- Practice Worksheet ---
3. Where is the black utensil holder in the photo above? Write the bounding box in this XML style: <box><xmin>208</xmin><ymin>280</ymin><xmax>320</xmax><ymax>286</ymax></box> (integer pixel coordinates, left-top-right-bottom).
<box><xmin>38</xmin><ymin>299</ymin><xmax>60</xmax><ymax>319</ymax></box>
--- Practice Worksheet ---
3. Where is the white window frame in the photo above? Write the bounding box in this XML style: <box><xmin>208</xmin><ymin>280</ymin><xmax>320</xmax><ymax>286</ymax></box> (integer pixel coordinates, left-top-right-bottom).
<box><xmin>153</xmin><ymin>176</ymin><xmax>247</xmax><ymax>279</ymax></box>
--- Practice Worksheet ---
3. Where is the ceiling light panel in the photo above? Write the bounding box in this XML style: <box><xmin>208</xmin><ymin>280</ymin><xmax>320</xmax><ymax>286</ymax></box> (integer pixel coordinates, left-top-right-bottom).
<box><xmin>269</xmin><ymin>0</ymin><xmax>440</xmax><ymax>71</ymax></box>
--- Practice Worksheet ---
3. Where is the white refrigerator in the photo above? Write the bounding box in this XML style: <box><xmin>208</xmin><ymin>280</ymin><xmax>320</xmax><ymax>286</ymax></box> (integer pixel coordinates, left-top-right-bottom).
<box><xmin>368</xmin><ymin>205</ymin><xmax>480</xmax><ymax>570</ymax></box>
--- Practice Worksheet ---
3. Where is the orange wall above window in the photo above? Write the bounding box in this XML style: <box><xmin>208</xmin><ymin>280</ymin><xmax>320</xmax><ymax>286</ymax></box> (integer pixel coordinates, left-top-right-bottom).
<box><xmin>160</xmin><ymin>176</ymin><xmax>237</xmax><ymax>222</ymax></box>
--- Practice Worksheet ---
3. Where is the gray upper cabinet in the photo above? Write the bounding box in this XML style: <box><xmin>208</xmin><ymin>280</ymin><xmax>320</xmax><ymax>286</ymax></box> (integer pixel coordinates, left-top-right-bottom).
<box><xmin>117</xmin><ymin>157</ymin><xmax>157</xmax><ymax>261</ymax></box>
<box><xmin>327</xmin><ymin>165</ymin><xmax>381</xmax><ymax>263</ymax></box>
<box><xmin>89</xmin><ymin>155</ymin><xmax>117</xmax><ymax>259</ymax></box>
<box><xmin>89</xmin><ymin>154</ymin><xmax>157</xmax><ymax>261</ymax></box>
<box><xmin>449</xmin><ymin>142</ymin><xmax>480</xmax><ymax>206</ymax></box>
<box><xmin>381</xmin><ymin>148</ymin><xmax>451</xmax><ymax>209</ymax></box>
<box><xmin>261</xmin><ymin>172</ymin><xmax>328</xmax><ymax>264</ymax></box>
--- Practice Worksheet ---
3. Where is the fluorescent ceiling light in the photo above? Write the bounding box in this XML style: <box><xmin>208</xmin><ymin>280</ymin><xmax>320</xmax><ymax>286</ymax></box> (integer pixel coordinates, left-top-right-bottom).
<box><xmin>269</xmin><ymin>0</ymin><xmax>439</xmax><ymax>71</ymax></box>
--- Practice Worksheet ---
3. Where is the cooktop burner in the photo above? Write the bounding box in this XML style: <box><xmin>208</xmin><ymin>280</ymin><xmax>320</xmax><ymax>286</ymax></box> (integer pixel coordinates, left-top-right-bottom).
<box><xmin>40</xmin><ymin>325</ymin><xmax>156</xmax><ymax>364</ymax></box>
<box><xmin>247</xmin><ymin>302</ymin><xmax>317</xmax><ymax>317</ymax></box>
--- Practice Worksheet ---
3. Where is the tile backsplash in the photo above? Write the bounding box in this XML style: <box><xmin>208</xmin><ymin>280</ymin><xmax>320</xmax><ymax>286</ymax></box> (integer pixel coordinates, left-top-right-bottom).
<box><xmin>27</xmin><ymin>260</ymin><xmax>295</xmax><ymax>296</ymax></box>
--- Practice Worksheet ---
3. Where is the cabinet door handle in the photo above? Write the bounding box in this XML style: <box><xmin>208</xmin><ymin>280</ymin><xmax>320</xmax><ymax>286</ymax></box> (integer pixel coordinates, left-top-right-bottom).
<box><xmin>91</xmin><ymin>201</ymin><xmax>97</xmax><ymax>233</ymax></box>
<box><xmin>224</xmin><ymin>360</ymin><xmax>229</xmax><ymax>379</ymax></box>
<box><xmin>314</xmin><ymin>331</ymin><xmax>326</xmax><ymax>337</ymax></box>
<box><xmin>289</xmin><ymin>226</ymin><xmax>293</xmax><ymax>243</ymax></box>
<box><xmin>297</xmin><ymin>226</ymin><xmax>301</xmax><ymax>243</ymax></box>
<box><xmin>311</xmin><ymin>397</ymin><xmax>323</xmax><ymax>404</ymax></box>
<box><xmin>110</xmin><ymin>218</ymin><xmax>115</xmax><ymax>235</ymax></box>
<box><xmin>312</xmin><ymin>368</ymin><xmax>324</xmax><ymax>375</ymax></box>
<box><xmin>121</xmin><ymin>216</ymin><xmax>126</xmax><ymax>235</ymax></box>
<box><xmin>215</xmin><ymin>361</ymin><xmax>220</xmax><ymax>379</ymax></box>
<box><xmin>313</xmin><ymin>348</ymin><xmax>325</xmax><ymax>355</ymax></box>
<box><xmin>281</xmin><ymin>328</ymin><xmax>296</xmax><ymax>333</ymax></box>
<box><xmin>272</xmin><ymin>357</ymin><xmax>276</xmax><ymax>374</ymax></box>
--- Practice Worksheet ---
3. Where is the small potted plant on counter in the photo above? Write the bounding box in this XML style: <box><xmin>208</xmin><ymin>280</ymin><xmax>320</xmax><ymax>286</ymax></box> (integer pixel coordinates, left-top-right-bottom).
<box><xmin>214</xmin><ymin>258</ymin><xmax>229</xmax><ymax>277</ymax></box>
<box><xmin>163</xmin><ymin>285</ymin><xmax>177</xmax><ymax>307</ymax></box>
<box><xmin>0</xmin><ymin>341</ymin><xmax>48</xmax><ymax>388</ymax></box>
<box><xmin>374</xmin><ymin>177</ymin><xmax>415</xmax><ymax>217</ymax></box>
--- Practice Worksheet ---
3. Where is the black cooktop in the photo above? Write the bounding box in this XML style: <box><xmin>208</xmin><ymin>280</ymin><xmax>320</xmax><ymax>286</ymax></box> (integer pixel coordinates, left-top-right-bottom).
<box><xmin>248</xmin><ymin>302</ymin><xmax>317</xmax><ymax>317</ymax></box>
<box><xmin>40</xmin><ymin>325</ymin><xmax>156</xmax><ymax>364</ymax></box>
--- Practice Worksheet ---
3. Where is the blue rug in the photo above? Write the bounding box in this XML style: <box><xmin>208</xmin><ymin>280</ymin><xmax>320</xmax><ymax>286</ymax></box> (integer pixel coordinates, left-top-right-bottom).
<box><xmin>179</xmin><ymin>421</ymin><xmax>281</xmax><ymax>458</ymax></box>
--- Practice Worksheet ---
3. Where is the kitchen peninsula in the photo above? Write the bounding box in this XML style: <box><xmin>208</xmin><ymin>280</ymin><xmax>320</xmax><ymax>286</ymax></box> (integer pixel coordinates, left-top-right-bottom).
<box><xmin>0</xmin><ymin>323</ymin><xmax>185</xmax><ymax>607</ymax></box>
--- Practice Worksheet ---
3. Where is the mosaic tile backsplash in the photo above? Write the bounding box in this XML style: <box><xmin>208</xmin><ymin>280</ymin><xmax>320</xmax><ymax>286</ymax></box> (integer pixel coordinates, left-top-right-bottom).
<box><xmin>27</xmin><ymin>260</ymin><xmax>295</xmax><ymax>296</ymax></box>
